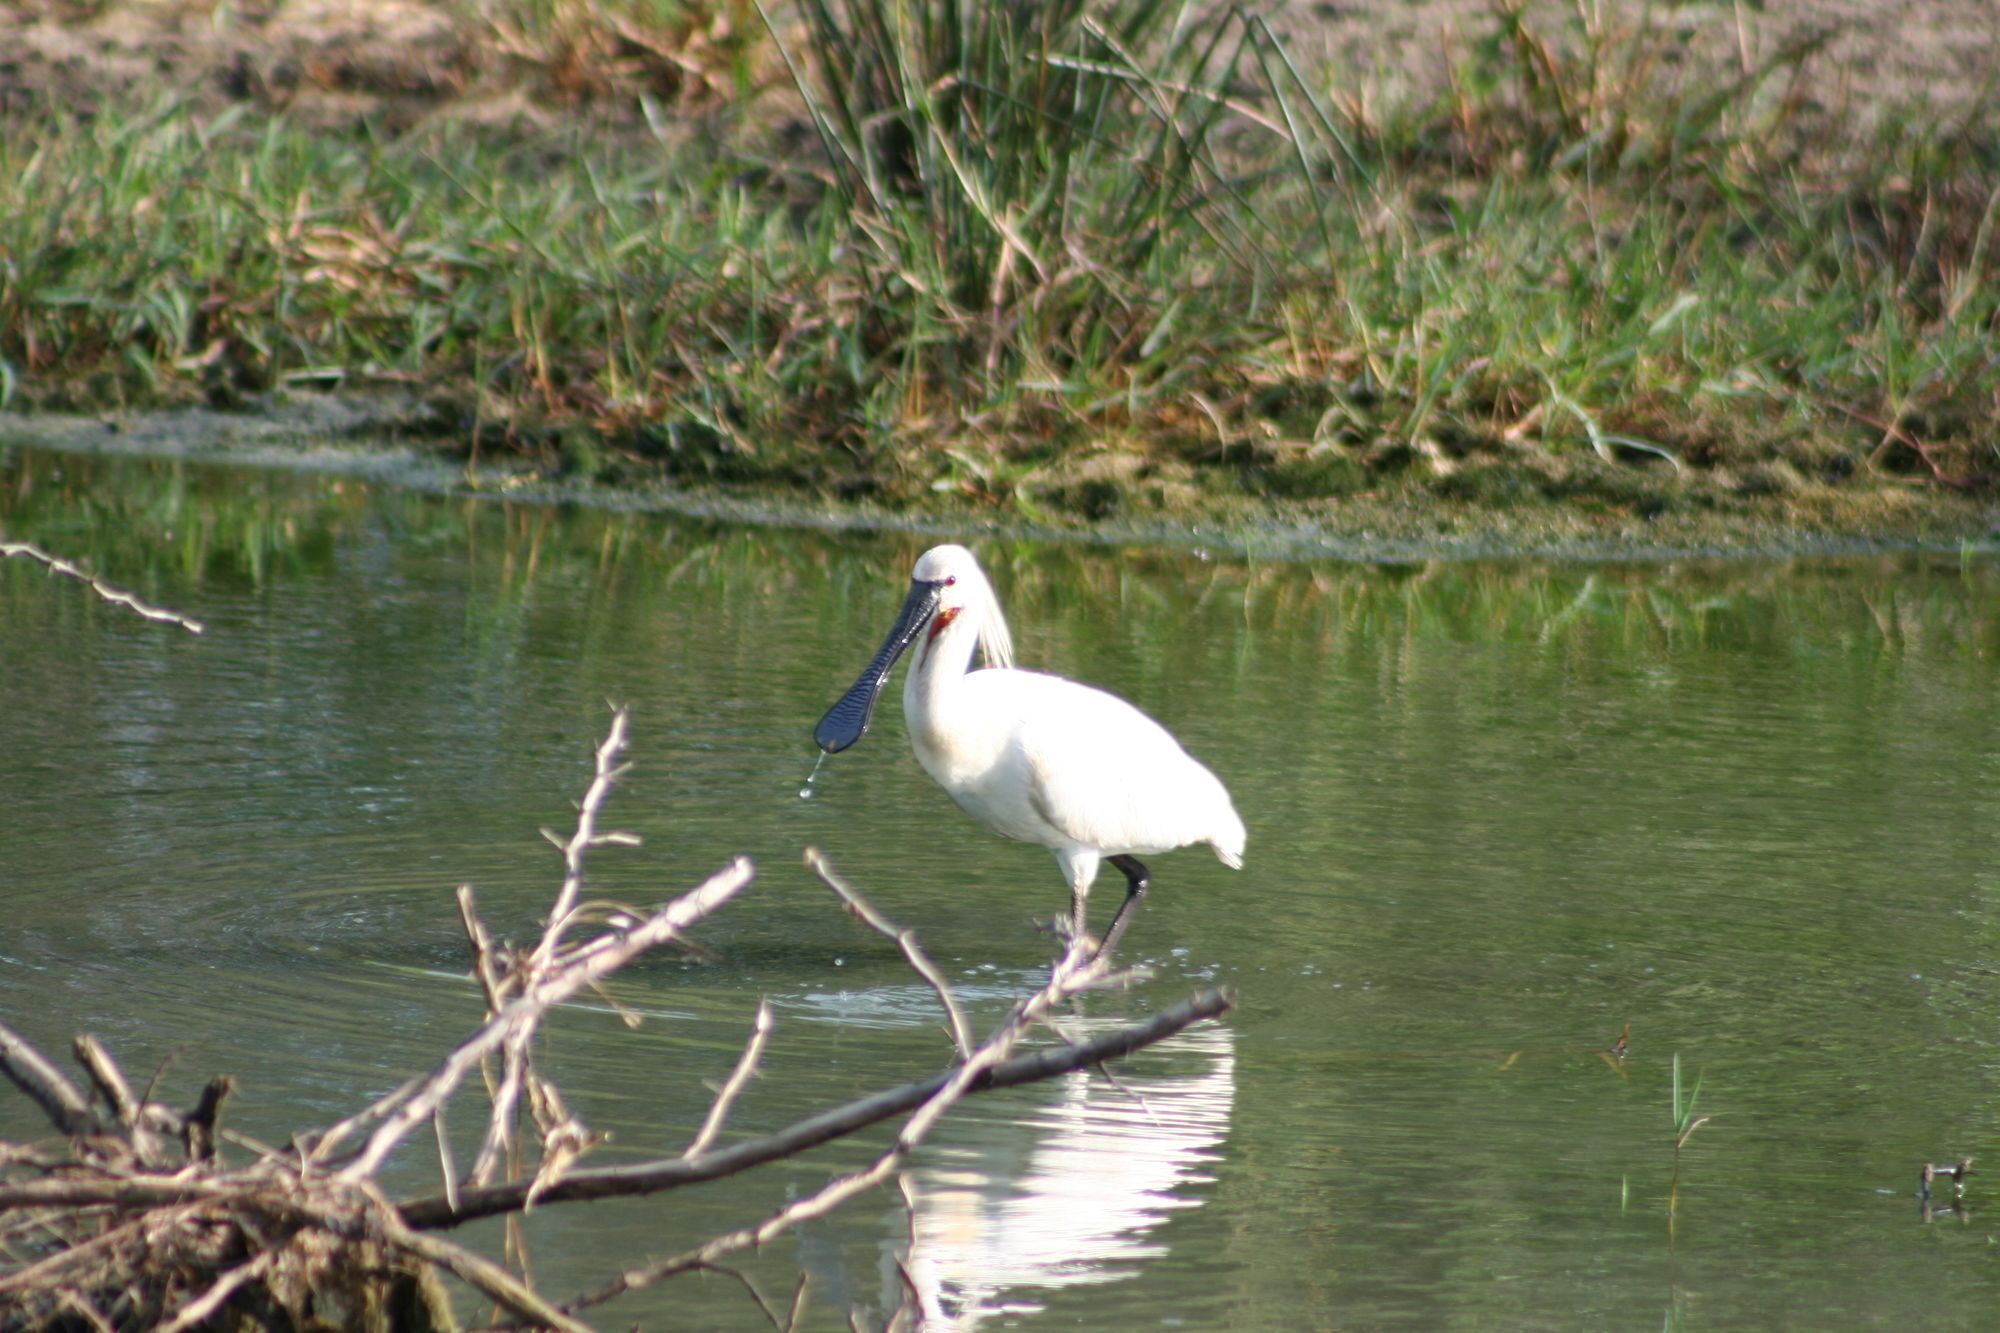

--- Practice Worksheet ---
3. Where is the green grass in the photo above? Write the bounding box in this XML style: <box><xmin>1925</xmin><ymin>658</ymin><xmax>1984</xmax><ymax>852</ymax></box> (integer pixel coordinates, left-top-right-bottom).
<box><xmin>1</xmin><ymin>1</ymin><xmax>1997</xmax><ymax>517</ymax></box>
<box><xmin>1668</xmin><ymin>1050</ymin><xmax>1709</xmax><ymax>1220</ymax></box>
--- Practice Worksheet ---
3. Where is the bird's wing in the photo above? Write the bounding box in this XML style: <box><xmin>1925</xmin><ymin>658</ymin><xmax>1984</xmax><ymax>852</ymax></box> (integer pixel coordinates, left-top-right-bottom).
<box><xmin>1006</xmin><ymin>674</ymin><xmax>1224</xmax><ymax>856</ymax></box>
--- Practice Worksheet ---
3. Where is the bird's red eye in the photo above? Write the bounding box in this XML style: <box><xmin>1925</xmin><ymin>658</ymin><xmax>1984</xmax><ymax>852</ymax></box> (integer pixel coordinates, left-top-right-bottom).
<box><xmin>944</xmin><ymin>575</ymin><xmax>957</xmax><ymax>586</ymax></box>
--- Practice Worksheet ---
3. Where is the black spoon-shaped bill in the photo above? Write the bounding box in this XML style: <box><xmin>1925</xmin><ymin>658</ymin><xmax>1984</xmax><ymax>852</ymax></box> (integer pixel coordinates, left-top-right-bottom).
<box><xmin>814</xmin><ymin>579</ymin><xmax>945</xmax><ymax>753</ymax></box>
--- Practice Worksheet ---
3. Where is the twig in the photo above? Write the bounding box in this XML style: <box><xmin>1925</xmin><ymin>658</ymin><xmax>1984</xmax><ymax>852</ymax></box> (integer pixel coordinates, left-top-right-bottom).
<box><xmin>533</xmin><ymin>708</ymin><xmax>635</xmax><ymax>968</ymax></box>
<box><xmin>53</xmin><ymin>1289</ymin><xmax>115</xmax><ymax>1333</ymax></box>
<box><xmin>457</xmin><ymin>885</ymin><xmax>507</xmax><ymax>1011</ymax></box>
<box><xmin>806</xmin><ymin>848</ymin><xmax>974</xmax><ymax>1060</ymax></box>
<box><xmin>332</xmin><ymin>855</ymin><xmax>755</xmax><ymax>1185</ymax></box>
<box><xmin>0</xmin><ymin>1210</ymin><xmax>168</xmax><ymax>1295</ymax></box>
<box><xmin>302</xmin><ymin>1070</ymin><xmax>427</xmax><ymax>1168</ymax></box>
<box><xmin>477</xmin><ymin>707</ymin><xmax>641</xmax><ymax>1188</ymax></box>
<box><xmin>0</xmin><ymin>1177</ymin><xmax>226</xmax><ymax>1213</ymax></box>
<box><xmin>433</xmin><ymin>1108</ymin><xmax>460</xmax><ymax>1216</ymax></box>
<box><xmin>522</xmin><ymin>1082</ymin><xmax>596</xmax><ymax>1210</ymax></box>
<box><xmin>397</xmin><ymin>988</ymin><xmax>1232</xmax><ymax>1229</ymax></box>
<box><xmin>154</xmin><ymin>1249</ymin><xmax>277</xmax><ymax>1333</ymax></box>
<box><xmin>683</xmin><ymin>1000</ymin><xmax>772</xmax><ymax>1160</ymax></box>
<box><xmin>1</xmin><ymin>540</ymin><xmax>206</xmax><ymax>634</ymax></box>
<box><xmin>73</xmin><ymin>1035</ymin><xmax>178</xmax><ymax>1168</ymax></box>
<box><xmin>684</xmin><ymin>1261</ymin><xmax>787</xmax><ymax>1331</ymax></box>
<box><xmin>570</xmin><ymin>942</ymin><xmax>1141</xmax><ymax>1308</ymax></box>
<box><xmin>888</xmin><ymin>1176</ymin><xmax>924</xmax><ymax>1330</ymax></box>
<box><xmin>377</xmin><ymin>1206</ymin><xmax>593</xmax><ymax>1333</ymax></box>
<box><xmin>0</xmin><ymin>986</ymin><xmax>1229</xmax><ymax>1225</ymax></box>
<box><xmin>784</xmin><ymin>1270</ymin><xmax>811</xmax><ymax>1333</ymax></box>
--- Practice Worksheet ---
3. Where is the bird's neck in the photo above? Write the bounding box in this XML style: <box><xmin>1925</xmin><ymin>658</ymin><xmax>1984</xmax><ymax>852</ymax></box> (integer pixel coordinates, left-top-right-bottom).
<box><xmin>903</xmin><ymin>611</ymin><xmax>981</xmax><ymax>743</ymax></box>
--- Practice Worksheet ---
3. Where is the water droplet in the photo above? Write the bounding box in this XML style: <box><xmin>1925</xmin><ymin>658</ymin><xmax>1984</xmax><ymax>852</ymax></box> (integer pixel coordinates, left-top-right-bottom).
<box><xmin>799</xmin><ymin>750</ymin><xmax>829</xmax><ymax>801</ymax></box>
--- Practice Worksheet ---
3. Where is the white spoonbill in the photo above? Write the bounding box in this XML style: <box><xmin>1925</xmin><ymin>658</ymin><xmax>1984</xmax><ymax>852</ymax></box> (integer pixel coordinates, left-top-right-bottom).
<box><xmin>814</xmin><ymin>545</ymin><xmax>1245</xmax><ymax>956</ymax></box>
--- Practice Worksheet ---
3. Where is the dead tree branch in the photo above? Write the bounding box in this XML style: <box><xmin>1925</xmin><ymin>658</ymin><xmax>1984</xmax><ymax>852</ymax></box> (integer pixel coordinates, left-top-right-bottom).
<box><xmin>807</xmin><ymin>847</ymin><xmax>975</xmax><ymax>1060</ymax></box>
<box><xmin>328</xmin><ymin>854</ymin><xmax>755</xmax><ymax>1184</ymax></box>
<box><xmin>683</xmin><ymin>1000</ymin><xmax>774</xmax><ymax>1160</ymax></box>
<box><xmin>1</xmin><ymin>539</ymin><xmax>206</xmax><ymax>634</ymax></box>
<box><xmin>395</xmin><ymin>986</ymin><xmax>1229</xmax><ymax>1230</ymax></box>
<box><xmin>570</xmin><ymin>937</ymin><xmax>1128</xmax><ymax>1309</ymax></box>
<box><xmin>0</xmin><ymin>1020</ymin><xmax>97</xmax><ymax>1137</ymax></box>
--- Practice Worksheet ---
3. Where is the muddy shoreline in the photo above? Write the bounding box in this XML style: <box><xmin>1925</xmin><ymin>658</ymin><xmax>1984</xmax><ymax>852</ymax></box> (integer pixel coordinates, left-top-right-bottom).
<box><xmin>7</xmin><ymin>397</ymin><xmax>1993</xmax><ymax>563</ymax></box>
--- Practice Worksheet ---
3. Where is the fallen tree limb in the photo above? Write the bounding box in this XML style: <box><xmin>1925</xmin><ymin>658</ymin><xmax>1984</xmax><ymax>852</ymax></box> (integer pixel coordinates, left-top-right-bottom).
<box><xmin>399</xmin><ymin>985</ymin><xmax>1232</xmax><ymax>1230</ymax></box>
<box><xmin>0</xmin><ymin>1020</ymin><xmax>97</xmax><ymax>1137</ymax></box>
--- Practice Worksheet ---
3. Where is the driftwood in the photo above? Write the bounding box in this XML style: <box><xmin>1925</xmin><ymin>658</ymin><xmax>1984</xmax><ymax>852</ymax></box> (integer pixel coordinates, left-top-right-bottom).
<box><xmin>0</xmin><ymin>708</ymin><xmax>1233</xmax><ymax>1330</ymax></box>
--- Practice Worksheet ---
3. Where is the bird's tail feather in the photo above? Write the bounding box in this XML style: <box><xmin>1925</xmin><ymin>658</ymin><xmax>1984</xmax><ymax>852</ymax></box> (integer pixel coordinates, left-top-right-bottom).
<box><xmin>1211</xmin><ymin>808</ymin><xmax>1246</xmax><ymax>869</ymax></box>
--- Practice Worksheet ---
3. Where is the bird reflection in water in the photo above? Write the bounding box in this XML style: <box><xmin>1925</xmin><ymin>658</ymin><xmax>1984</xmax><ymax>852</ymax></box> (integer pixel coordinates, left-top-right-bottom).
<box><xmin>888</xmin><ymin>1021</ymin><xmax>1236</xmax><ymax>1329</ymax></box>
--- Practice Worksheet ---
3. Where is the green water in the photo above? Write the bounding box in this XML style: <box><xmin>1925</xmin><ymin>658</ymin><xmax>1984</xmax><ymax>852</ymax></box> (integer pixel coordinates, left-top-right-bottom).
<box><xmin>4</xmin><ymin>446</ymin><xmax>2000</xmax><ymax>1329</ymax></box>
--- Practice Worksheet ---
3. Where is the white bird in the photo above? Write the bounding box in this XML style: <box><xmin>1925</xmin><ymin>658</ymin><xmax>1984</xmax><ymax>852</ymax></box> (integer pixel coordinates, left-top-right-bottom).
<box><xmin>815</xmin><ymin>544</ymin><xmax>1245</xmax><ymax>956</ymax></box>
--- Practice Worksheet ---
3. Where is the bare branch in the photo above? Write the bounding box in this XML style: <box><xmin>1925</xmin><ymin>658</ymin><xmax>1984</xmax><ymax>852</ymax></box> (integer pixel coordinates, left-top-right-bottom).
<box><xmin>1</xmin><ymin>540</ymin><xmax>206</xmax><ymax>634</ymax></box>
<box><xmin>398</xmin><ymin>987</ymin><xmax>1231</xmax><ymax>1229</ymax></box>
<box><xmin>0</xmin><ymin>1177</ymin><xmax>226</xmax><ymax>1213</ymax></box>
<box><xmin>54</xmin><ymin>1289</ymin><xmax>115</xmax><ymax>1333</ymax></box>
<box><xmin>456</xmin><ymin>885</ymin><xmax>508</xmax><ymax>1011</ymax></box>
<box><xmin>784</xmin><ymin>1270</ymin><xmax>811</xmax><ymax>1333</ymax></box>
<box><xmin>534</xmin><ymin>708</ymin><xmax>634</xmax><ymax>968</ymax></box>
<box><xmin>567</xmin><ymin>951</ymin><xmax>1206</xmax><ymax>1310</ymax></box>
<box><xmin>522</xmin><ymin>1081</ymin><xmax>597</xmax><ymax>1210</ymax></box>
<box><xmin>332</xmin><ymin>855</ymin><xmax>755</xmax><ymax>1184</ymax></box>
<box><xmin>469</xmin><ymin>707</ymin><xmax>644</xmax><ymax>1189</ymax></box>
<box><xmin>0</xmin><ymin>703</ymin><xmax>1236</xmax><ymax>1328</ymax></box>
<box><xmin>432</xmin><ymin>1109</ymin><xmax>460</xmax><ymax>1216</ymax></box>
<box><xmin>377</xmin><ymin>1208</ymin><xmax>593</xmax><ymax>1333</ymax></box>
<box><xmin>683</xmin><ymin>1000</ymin><xmax>772</xmax><ymax>1160</ymax></box>
<box><xmin>684</xmin><ymin>1261</ymin><xmax>788</xmax><ymax>1331</ymax></box>
<box><xmin>806</xmin><ymin>848</ymin><xmax>974</xmax><ymax>1060</ymax></box>
<box><xmin>0</xmin><ymin>1020</ymin><xmax>97</xmax><ymax>1136</ymax></box>
<box><xmin>71</xmin><ymin>1037</ymin><xmax>137</xmax><ymax>1126</ymax></box>
<box><xmin>0</xmin><ymin>1210</ymin><xmax>167</xmax><ymax>1296</ymax></box>
<box><xmin>154</xmin><ymin>1250</ymin><xmax>276</xmax><ymax>1333</ymax></box>
<box><xmin>72</xmin><ymin>1036</ymin><xmax>178</xmax><ymax>1168</ymax></box>
<box><xmin>302</xmin><ymin>1069</ymin><xmax>426</xmax><ymax>1169</ymax></box>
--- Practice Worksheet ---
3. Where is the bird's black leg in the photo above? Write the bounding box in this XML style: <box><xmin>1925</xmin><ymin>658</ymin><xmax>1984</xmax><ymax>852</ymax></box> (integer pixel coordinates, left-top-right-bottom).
<box><xmin>1095</xmin><ymin>855</ymin><xmax>1150</xmax><ymax>959</ymax></box>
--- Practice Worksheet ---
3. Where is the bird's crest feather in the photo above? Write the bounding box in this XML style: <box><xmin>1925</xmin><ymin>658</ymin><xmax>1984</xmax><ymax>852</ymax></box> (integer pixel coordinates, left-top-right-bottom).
<box><xmin>976</xmin><ymin>591</ymin><xmax>1013</xmax><ymax>670</ymax></box>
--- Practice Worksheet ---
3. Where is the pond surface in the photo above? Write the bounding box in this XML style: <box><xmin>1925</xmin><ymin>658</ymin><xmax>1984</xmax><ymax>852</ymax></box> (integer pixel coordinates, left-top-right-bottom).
<box><xmin>3</xmin><ymin>444</ymin><xmax>2000</xmax><ymax>1329</ymax></box>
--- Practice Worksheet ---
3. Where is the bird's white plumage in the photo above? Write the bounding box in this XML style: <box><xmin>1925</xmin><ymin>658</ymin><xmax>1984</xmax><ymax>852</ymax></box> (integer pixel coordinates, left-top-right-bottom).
<box><xmin>895</xmin><ymin>545</ymin><xmax>1245</xmax><ymax>924</ymax></box>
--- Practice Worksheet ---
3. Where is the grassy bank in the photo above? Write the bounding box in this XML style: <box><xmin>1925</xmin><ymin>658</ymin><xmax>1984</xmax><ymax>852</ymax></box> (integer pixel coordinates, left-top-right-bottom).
<box><xmin>2</xmin><ymin>1</ymin><xmax>1997</xmax><ymax>531</ymax></box>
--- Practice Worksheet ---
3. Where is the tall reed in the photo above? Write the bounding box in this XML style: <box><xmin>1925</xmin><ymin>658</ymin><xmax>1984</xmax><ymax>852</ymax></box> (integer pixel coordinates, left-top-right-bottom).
<box><xmin>768</xmin><ymin>0</ymin><xmax>1339</xmax><ymax>428</ymax></box>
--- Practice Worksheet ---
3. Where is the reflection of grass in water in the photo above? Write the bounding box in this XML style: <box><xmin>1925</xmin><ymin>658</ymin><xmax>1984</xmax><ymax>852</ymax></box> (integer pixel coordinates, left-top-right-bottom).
<box><xmin>5</xmin><ymin>446</ymin><xmax>1997</xmax><ymax>665</ymax></box>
